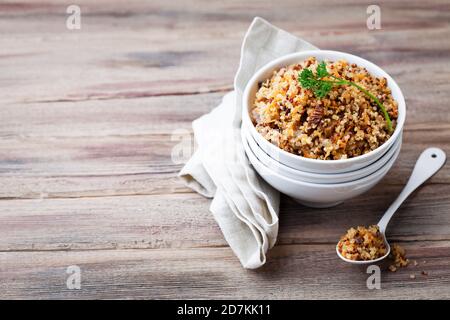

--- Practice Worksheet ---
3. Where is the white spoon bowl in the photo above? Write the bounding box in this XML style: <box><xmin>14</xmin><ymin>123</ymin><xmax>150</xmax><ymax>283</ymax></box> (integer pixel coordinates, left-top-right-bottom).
<box><xmin>242</xmin><ymin>126</ymin><xmax>402</xmax><ymax>208</ymax></box>
<box><xmin>242</xmin><ymin>50</ymin><xmax>406</xmax><ymax>174</ymax></box>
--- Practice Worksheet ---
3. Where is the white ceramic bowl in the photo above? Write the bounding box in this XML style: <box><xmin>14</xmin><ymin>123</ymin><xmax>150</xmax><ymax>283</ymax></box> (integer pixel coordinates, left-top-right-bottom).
<box><xmin>242</xmin><ymin>127</ymin><xmax>402</xmax><ymax>208</ymax></box>
<box><xmin>243</xmin><ymin>124</ymin><xmax>402</xmax><ymax>184</ymax></box>
<box><xmin>242</xmin><ymin>50</ymin><xmax>406</xmax><ymax>174</ymax></box>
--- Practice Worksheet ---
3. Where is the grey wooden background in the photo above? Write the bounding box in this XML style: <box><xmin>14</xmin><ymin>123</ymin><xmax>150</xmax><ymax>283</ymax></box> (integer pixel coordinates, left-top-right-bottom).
<box><xmin>0</xmin><ymin>0</ymin><xmax>449</xmax><ymax>299</ymax></box>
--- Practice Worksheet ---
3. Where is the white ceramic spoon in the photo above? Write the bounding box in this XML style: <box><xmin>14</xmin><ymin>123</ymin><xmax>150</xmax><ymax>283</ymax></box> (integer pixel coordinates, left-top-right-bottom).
<box><xmin>337</xmin><ymin>147</ymin><xmax>446</xmax><ymax>264</ymax></box>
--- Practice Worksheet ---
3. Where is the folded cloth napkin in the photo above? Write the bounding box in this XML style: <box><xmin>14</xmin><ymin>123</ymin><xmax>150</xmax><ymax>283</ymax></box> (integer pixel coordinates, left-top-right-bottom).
<box><xmin>179</xmin><ymin>17</ymin><xmax>318</xmax><ymax>268</ymax></box>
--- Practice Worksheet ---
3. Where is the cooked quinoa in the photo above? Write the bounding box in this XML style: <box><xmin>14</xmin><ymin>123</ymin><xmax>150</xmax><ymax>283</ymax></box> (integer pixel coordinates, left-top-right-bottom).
<box><xmin>251</xmin><ymin>57</ymin><xmax>398</xmax><ymax>160</ymax></box>
<box><xmin>388</xmin><ymin>244</ymin><xmax>409</xmax><ymax>272</ymax></box>
<box><xmin>337</xmin><ymin>225</ymin><xmax>387</xmax><ymax>261</ymax></box>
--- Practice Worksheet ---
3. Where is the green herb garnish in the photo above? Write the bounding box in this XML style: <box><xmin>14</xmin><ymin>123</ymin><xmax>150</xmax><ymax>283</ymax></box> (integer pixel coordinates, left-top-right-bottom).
<box><xmin>298</xmin><ymin>61</ymin><xmax>392</xmax><ymax>132</ymax></box>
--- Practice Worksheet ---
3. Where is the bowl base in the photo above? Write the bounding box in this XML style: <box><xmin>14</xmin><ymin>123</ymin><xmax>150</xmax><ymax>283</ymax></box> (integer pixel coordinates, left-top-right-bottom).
<box><xmin>293</xmin><ymin>199</ymin><xmax>344</xmax><ymax>208</ymax></box>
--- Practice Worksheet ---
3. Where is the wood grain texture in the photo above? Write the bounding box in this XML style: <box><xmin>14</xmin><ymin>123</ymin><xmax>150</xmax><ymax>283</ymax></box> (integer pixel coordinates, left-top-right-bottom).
<box><xmin>1</xmin><ymin>0</ymin><xmax>450</xmax><ymax>299</ymax></box>
<box><xmin>1</xmin><ymin>243</ymin><xmax>450</xmax><ymax>299</ymax></box>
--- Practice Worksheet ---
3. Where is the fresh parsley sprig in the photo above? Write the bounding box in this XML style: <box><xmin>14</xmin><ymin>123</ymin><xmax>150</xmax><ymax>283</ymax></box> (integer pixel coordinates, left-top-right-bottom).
<box><xmin>298</xmin><ymin>61</ymin><xmax>392</xmax><ymax>132</ymax></box>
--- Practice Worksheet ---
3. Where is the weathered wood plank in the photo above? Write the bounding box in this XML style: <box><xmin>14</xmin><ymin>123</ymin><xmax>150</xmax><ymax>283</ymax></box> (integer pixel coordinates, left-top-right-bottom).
<box><xmin>0</xmin><ymin>183</ymin><xmax>449</xmax><ymax>251</ymax></box>
<box><xmin>0</xmin><ymin>88</ymin><xmax>448</xmax><ymax>200</ymax></box>
<box><xmin>0</xmin><ymin>0</ymin><xmax>449</xmax><ymax>105</ymax></box>
<box><xmin>0</xmin><ymin>125</ymin><xmax>449</xmax><ymax>200</ymax></box>
<box><xmin>1</xmin><ymin>93</ymin><xmax>449</xmax><ymax>140</ymax></box>
<box><xmin>1</xmin><ymin>243</ymin><xmax>449</xmax><ymax>299</ymax></box>
<box><xmin>0</xmin><ymin>93</ymin><xmax>222</xmax><ymax>138</ymax></box>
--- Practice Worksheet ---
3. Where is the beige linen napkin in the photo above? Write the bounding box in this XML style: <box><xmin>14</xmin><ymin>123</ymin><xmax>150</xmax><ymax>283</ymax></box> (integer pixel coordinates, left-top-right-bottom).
<box><xmin>179</xmin><ymin>17</ymin><xmax>318</xmax><ymax>268</ymax></box>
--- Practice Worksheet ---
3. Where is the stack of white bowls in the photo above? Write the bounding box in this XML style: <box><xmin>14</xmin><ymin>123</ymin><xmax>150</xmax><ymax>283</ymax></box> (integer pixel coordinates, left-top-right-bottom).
<box><xmin>241</xmin><ymin>51</ymin><xmax>406</xmax><ymax>208</ymax></box>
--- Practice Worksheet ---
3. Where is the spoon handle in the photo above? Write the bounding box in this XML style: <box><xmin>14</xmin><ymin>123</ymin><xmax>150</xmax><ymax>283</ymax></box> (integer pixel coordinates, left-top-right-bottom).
<box><xmin>378</xmin><ymin>147</ymin><xmax>446</xmax><ymax>233</ymax></box>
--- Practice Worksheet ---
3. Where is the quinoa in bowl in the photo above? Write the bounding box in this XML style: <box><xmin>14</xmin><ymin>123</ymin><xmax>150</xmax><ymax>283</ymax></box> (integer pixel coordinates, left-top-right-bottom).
<box><xmin>251</xmin><ymin>57</ymin><xmax>399</xmax><ymax>160</ymax></box>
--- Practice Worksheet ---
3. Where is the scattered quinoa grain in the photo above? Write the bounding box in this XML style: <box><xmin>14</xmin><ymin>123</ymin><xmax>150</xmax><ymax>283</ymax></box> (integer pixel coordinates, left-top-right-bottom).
<box><xmin>388</xmin><ymin>244</ymin><xmax>409</xmax><ymax>272</ymax></box>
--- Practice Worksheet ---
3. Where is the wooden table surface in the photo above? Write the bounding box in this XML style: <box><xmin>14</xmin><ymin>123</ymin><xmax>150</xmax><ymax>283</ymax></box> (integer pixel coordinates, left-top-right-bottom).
<box><xmin>1</xmin><ymin>0</ymin><xmax>450</xmax><ymax>299</ymax></box>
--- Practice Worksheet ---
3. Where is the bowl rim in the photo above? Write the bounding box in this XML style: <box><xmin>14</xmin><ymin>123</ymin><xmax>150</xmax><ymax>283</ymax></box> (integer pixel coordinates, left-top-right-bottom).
<box><xmin>242</xmin><ymin>49</ymin><xmax>406</xmax><ymax>165</ymax></box>
<box><xmin>242</xmin><ymin>122</ymin><xmax>401</xmax><ymax>188</ymax></box>
<box><xmin>242</xmin><ymin>123</ymin><xmax>402</xmax><ymax>180</ymax></box>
